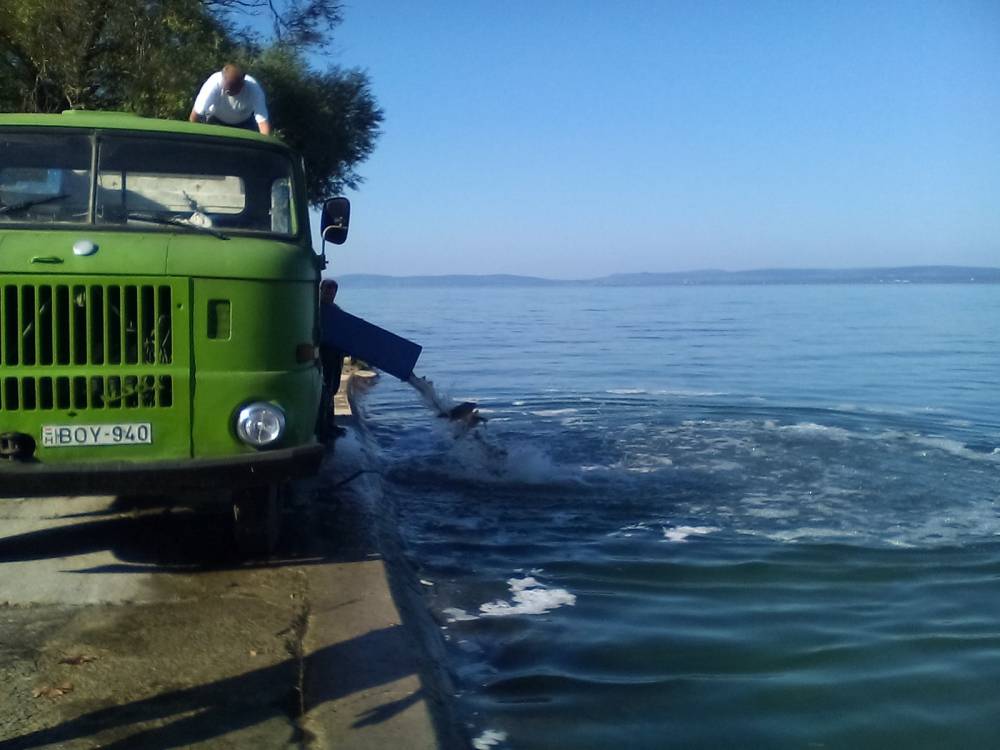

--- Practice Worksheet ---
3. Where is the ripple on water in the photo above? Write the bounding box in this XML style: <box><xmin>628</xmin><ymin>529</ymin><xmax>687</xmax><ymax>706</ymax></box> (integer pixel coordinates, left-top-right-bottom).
<box><xmin>351</xmin><ymin>285</ymin><xmax>1000</xmax><ymax>748</ymax></box>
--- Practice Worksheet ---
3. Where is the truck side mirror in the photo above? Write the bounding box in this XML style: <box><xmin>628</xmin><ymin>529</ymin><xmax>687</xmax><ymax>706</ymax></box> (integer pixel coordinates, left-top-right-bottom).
<box><xmin>320</xmin><ymin>197</ymin><xmax>350</xmax><ymax>246</ymax></box>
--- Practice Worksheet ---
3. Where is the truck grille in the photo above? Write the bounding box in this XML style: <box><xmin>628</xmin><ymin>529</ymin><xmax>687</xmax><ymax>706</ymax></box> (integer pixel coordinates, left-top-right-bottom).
<box><xmin>0</xmin><ymin>282</ymin><xmax>178</xmax><ymax>411</ymax></box>
<box><xmin>1</xmin><ymin>374</ymin><xmax>173</xmax><ymax>411</ymax></box>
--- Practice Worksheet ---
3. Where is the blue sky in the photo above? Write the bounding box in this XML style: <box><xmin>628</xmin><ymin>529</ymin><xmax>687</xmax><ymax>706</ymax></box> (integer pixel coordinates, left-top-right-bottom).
<box><xmin>309</xmin><ymin>1</ymin><xmax>999</xmax><ymax>278</ymax></box>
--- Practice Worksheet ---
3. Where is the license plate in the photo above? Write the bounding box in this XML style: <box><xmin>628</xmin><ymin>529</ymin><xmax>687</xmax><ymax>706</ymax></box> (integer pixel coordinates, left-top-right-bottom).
<box><xmin>42</xmin><ymin>423</ymin><xmax>153</xmax><ymax>447</ymax></box>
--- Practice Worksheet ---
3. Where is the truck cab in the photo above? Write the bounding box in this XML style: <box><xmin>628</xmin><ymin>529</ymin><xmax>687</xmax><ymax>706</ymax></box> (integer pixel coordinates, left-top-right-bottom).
<box><xmin>0</xmin><ymin>111</ymin><xmax>342</xmax><ymax>548</ymax></box>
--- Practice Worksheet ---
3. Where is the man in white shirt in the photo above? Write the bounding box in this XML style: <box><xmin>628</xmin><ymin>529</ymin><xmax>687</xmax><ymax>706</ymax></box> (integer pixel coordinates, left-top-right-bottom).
<box><xmin>188</xmin><ymin>64</ymin><xmax>272</xmax><ymax>135</ymax></box>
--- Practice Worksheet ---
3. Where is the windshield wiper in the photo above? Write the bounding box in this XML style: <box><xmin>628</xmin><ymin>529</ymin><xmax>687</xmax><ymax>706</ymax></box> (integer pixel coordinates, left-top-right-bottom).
<box><xmin>0</xmin><ymin>193</ymin><xmax>70</xmax><ymax>215</ymax></box>
<box><xmin>126</xmin><ymin>212</ymin><xmax>229</xmax><ymax>240</ymax></box>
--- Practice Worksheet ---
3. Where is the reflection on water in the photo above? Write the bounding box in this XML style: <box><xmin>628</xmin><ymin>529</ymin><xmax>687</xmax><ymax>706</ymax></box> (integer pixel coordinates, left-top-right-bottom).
<box><xmin>343</xmin><ymin>284</ymin><xmax>1000</xmax><ymax>749</ymax></box>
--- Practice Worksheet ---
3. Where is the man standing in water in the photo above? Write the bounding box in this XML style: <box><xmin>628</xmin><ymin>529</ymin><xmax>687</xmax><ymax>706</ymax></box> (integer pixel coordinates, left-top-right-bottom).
<box><xmin>188</xmin><ymin>64</ymin><xmax>272</xmax><ymax>135</ymax></box>
<box><xmin>318</xmin><ymin>279</ymin><xmax>346</xmax><ymax>440</ymax></box>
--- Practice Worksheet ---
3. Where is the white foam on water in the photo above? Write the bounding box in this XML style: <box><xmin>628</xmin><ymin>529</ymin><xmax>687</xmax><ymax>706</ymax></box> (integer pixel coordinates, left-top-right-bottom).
<box><xmin>874</xmin><ymin>430</ymin><xmax>1000</xmax><ymax>463</ymax></box>
<box><xmin>745</xmin><ymin>506</ymin><xmax>800</xmax><ymax>519</ymax></box>
<box><xmin>671</xmin><ymin>422</ymin><xmax>760</xmax><ymax>449</ymax></box>
<box><xmin>737</xmin><ymin>526</ymin><xmax>861</xmax><ymax>543</ymax></box>
<box><xmin>770</xmin><ymin>422</ymin><xmax>853</xmax><ymax>441</ymax></box>
<box><xmin>815</xmin><ymin>484</ymin><xmax>865</xmax><ymax>498</ymax></box>
<box><xmin>634</xmin><ymin>453</ymin><xmax>674</xmax><ymax>466</ymax></box>
<box><xmin>529</xmin><ymin>408</ymin><xmax>579</xmax><ymax>417</ymax></box>
<box><xmin>472</xmin><ymin>729</ymin><xmax>508</xmax><ymax>749</ymax></box>
<box><xmin>686</xmin><ymin>458</ymin><xmax>743</xmax><ymax>473</ymax></box>
<box><xmin>479</xmin><ymin>576</ymin><xmax>576</xmax><ymax>617</ymax></box>
<box><xmin>443</xmin><ymin>607</ymin><xmax>479</xmax><ymax>623</ymax></box>
<box><xmin>910</xmin><ymin>435</ymin><xmax>1000</xmax><ymax>463</ymax></box>
<box><xmin>437</xmin><ymin>434</ymin><xmax>582</xmax><ymax>485</ymax></box>
<box><xmin>834</xmin><ymin>402</ymin><xmax>933</xmax><ymax>417</ymax></box>
<box><xmin>740</xmin><ymin>493</ymin><xmax>806</xmax><ymax>518</ymax></box>
<box><xmin>653</xmin><ymin>388</ymin><xmax>728</xmax><ymax>397</ymax></box>
<box><xmin>661</xmin><ymin>525</ymin><xmax>720</xmax><ymax>543</ymax></box>
<box><xmin>606</xmin><ymin>388</ymin><xmax>647</xmax><ymax>395</ymax></box>
<box><xmin>608</xmin><ymin>522</ymin><xmax>656</xmax><ymax>538</ymax></box>
<box><xmin>620</xmin><ymin>423</ymin><xmax>650</xmax><ymax>436</ymax></box>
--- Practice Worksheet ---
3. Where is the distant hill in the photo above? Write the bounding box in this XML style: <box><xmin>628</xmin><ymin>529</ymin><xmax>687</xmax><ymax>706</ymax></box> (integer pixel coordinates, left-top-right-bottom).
<box><xmin>336</xmin><ymin>273</ymin><xmax>559</xmax><ymax>287</ymax></box>
<box><xmin>596</xmin><ymin>266</ymin><xmax>1000</xmax><ymax>285</ymax></box>
<box><xmin>339</xmin><ymin>266</ymin><xmax>1000</xmax><ymax>287</ymax></box>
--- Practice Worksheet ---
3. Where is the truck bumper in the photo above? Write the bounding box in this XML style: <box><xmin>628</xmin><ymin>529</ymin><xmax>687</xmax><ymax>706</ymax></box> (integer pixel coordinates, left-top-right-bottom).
<box><xmin>0</xmin><ymin>444</ymin><xmax>324</xmax><ymax>498</ymax></box>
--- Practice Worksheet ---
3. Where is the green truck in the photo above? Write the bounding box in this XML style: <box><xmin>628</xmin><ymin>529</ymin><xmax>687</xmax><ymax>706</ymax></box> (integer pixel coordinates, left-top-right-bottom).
<box><xmin>0</xmin><ymin>111</ymin><xmax>348</xmax><ymax>547</ymax></box>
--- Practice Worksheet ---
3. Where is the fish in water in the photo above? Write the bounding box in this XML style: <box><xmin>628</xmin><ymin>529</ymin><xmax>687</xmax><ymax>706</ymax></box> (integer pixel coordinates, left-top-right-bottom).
<box><xmin>445</xmin><ymin>401</ymin><xmax>487</xmax><ymax>427</ymax></box>
<box><xmin>407</xmin><ymin>374</ymin><xmax>506</xmax><ymax>465</ymax></box>
<box><xmin>408</xmin><ymin>375</ymin><xmax>486</xmax><ymax>426</ymax></box>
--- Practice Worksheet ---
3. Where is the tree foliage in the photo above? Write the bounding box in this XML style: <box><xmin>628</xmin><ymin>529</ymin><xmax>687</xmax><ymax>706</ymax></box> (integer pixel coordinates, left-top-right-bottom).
<box><xmin>256</xmin><ymin>47</ymin><xmax>381</xmax><ymax>197</ymax></box>
<box><xmin>0</xmin><ymin>0</ymin><xmax>229</xmax><ymax>116</ymax></box>
<box><xmin>0</xmin><ymin>0</ymin><xmax>382</xmax><ymax>203</ymax></box>
<box><xmin>206</xmin><ymin>0</ymin><xmax>342</xmax><ymax>49</ymax></box>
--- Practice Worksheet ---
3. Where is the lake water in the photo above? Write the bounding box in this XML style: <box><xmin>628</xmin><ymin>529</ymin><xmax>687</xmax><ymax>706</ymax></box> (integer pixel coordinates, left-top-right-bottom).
<box><xmin>337</xmin><ymin>283</ymin><xmax>1000</xmax><ymax>749</ymax></box>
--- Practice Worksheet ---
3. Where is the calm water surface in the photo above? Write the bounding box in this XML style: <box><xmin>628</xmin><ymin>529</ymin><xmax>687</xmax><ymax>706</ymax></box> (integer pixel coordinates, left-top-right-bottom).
<box><xmin>338</xmin><ymin>284</ymin><xmax>1000</xmax><ymax>749</ymax></box>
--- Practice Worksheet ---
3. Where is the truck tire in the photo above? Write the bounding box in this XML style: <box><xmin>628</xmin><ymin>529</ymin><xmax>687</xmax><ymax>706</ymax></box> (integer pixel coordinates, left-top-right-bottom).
<box><xmin>232</xmin><ymin>482</ymin><xmax>283</xmax><ymax>556</ymax></box>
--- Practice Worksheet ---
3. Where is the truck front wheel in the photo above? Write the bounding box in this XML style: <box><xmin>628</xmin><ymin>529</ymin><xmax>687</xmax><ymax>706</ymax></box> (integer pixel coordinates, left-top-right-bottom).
<box><xmin>232</xmin><ymin>482</ymin><xmax>283</xmax><ymax>556</ymax></box>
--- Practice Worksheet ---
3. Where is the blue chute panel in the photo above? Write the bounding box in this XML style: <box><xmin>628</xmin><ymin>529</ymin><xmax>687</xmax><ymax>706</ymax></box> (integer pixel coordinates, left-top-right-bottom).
<box><xmin>320</xmin><ymin>305</ymin><xmax>422</xmax><ymax>381</ymax></box>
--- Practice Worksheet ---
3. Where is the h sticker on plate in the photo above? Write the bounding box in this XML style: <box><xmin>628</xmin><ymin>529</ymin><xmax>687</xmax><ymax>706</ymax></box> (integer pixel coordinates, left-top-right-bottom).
<box><xmin>42</xmin><ymin>423</ymin><xmax>153</xmax><ymax>447</ymax></box>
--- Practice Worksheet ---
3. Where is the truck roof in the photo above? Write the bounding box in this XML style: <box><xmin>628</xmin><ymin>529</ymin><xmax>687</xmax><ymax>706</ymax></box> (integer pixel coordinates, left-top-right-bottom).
<box><xmin>0</xmin><ymin>110</ymin><xmax>286</xmax><ymax>148</ymax></box>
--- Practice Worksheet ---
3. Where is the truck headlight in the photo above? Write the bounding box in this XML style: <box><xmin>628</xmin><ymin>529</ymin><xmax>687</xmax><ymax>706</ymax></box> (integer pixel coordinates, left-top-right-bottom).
<box><xmin>235</xmin><ymin>402</ymin><xmax>286</xmax><ymax>447</ymax></box>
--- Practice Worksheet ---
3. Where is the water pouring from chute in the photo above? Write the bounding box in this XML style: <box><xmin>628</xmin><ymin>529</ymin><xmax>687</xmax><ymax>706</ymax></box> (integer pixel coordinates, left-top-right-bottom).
<box><xmin>319</xmin><ymin>302</ymin><xmax>487</xmax><ymax>429</ymax></box>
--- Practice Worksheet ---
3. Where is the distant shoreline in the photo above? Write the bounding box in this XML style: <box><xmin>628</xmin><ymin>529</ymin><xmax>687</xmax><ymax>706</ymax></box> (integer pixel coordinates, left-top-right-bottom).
<box><xmin>339</xmin><ymin>266</ymin><xmax>1000</xmax><ymax>287</ymax></box>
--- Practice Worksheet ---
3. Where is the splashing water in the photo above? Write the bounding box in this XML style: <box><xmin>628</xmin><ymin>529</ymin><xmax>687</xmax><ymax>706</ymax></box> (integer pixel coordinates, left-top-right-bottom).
<box><xmin>408</xmin><ymin>374</ymin><xmax>454</xmax><ymax>416</ymax></box>
<box><xmin>408</xmin><ymin>374</ymin><xmax>486</xmax><ymax>426</ymax></box>
<box><xmin>402</xmin><ymin>374</ymin><xmax>582</xmax><ymax>486</ymax></box>
<box><xmin>405</xmin><ymin>373</ymin><xmax>522</xmax><ymax>481</ymax></box>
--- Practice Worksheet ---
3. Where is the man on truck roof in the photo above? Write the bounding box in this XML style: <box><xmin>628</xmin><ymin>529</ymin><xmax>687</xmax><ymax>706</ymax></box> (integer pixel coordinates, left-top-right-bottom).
<box><xmin>189</xmin><ymin>63</ymin><xmax>272</xmax><ymax>135</ymax></box>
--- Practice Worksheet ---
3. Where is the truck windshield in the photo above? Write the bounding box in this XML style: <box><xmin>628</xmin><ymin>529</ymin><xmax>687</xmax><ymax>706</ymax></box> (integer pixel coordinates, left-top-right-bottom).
<box><xmin>0</xmin><ymin>133</ymin><xmax>92</xmax><ymax>224</ymax></box>
<box><xmin>0</xmin><ymin>130</ymin><xmax>296</xmax><ymax>237</ymax></box>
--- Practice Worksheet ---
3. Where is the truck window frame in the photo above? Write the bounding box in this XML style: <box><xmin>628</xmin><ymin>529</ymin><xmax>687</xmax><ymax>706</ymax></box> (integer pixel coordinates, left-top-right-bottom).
<box><xmin>0</xmin><ymin>126</ymin><xmax>305</xmax><ymax>242</ymax></box>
